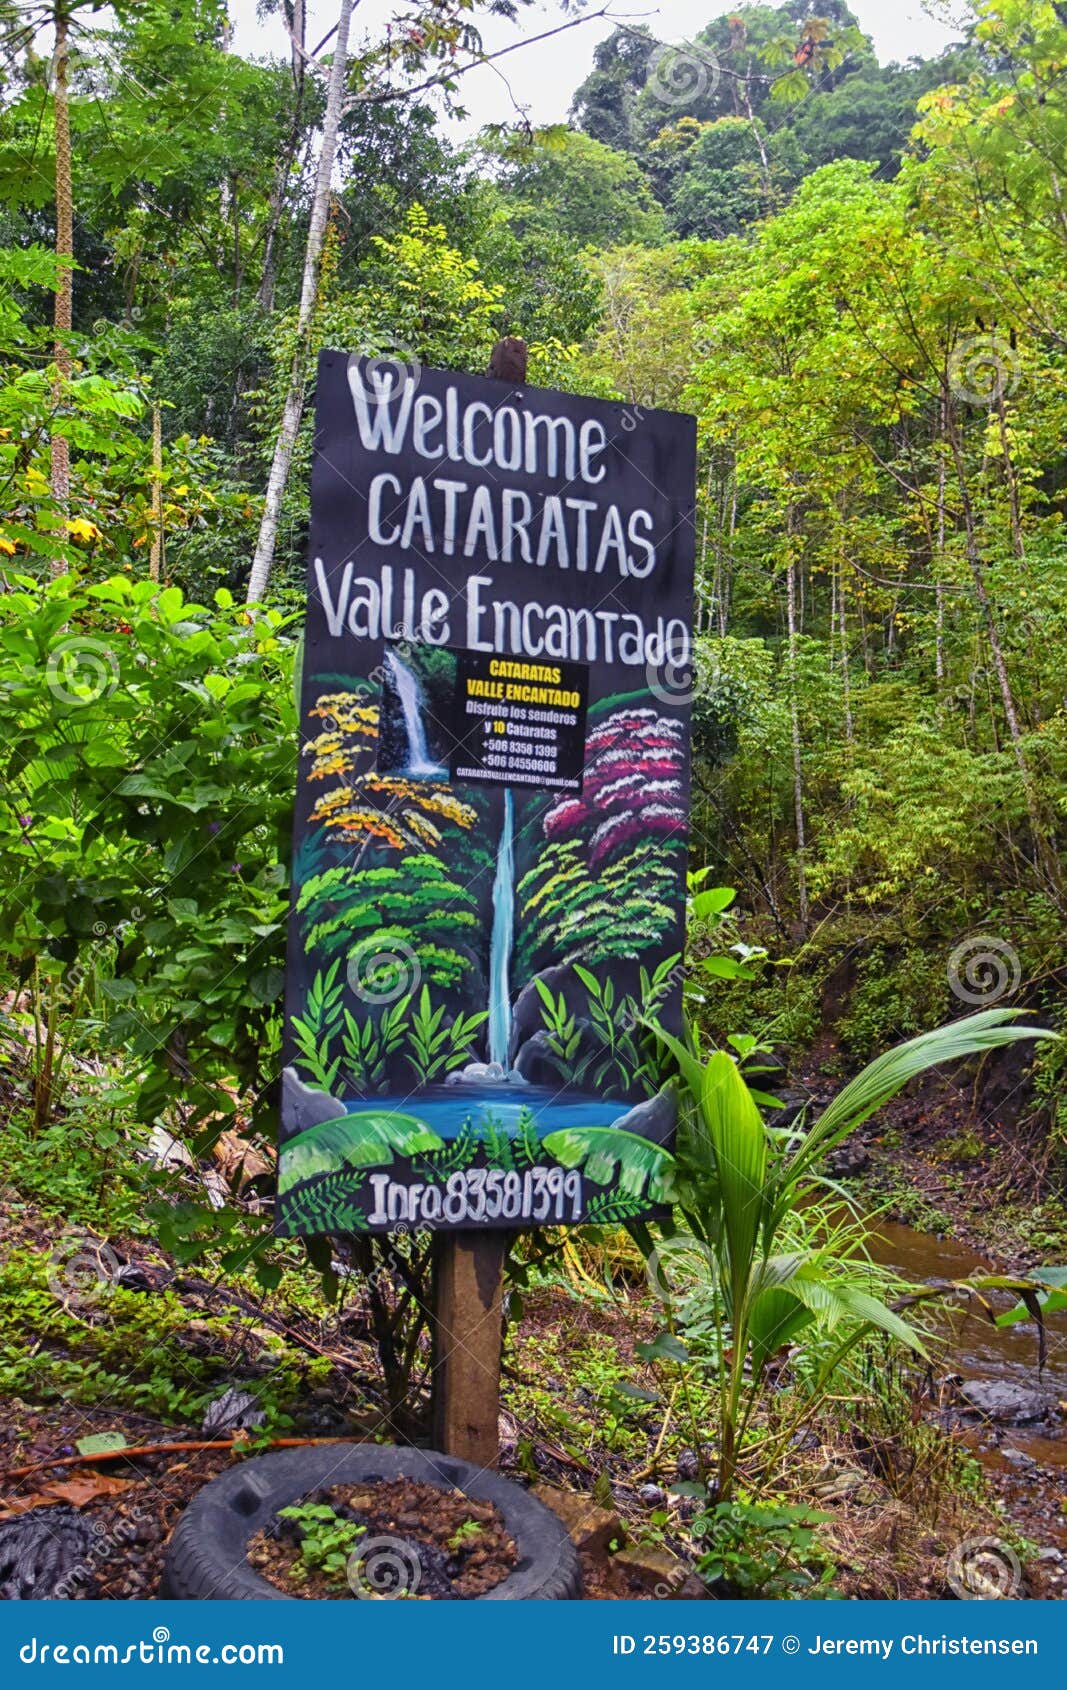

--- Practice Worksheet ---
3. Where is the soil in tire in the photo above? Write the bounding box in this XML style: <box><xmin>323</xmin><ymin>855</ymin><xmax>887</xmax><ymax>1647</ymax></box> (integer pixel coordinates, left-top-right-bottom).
<box><xmin>248</xmin><ymin>1480</ymin><xmax>517</xmax><ymax>1600</ymax></box>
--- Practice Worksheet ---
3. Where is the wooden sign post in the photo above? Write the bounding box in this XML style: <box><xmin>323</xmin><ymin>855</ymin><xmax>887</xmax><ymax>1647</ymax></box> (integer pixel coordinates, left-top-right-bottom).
<box><xmin>431</xmin><ymin>1230</ymin><xmax>507</xmax><ymax>1465</ymax></box>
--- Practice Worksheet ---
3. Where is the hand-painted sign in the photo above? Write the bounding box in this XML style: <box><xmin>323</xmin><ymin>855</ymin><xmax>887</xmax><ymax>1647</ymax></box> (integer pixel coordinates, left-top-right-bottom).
<box><xmin>278</xmin><ymin>351</ymin><xmax>696</xmax><ymax>1235</ymax></box>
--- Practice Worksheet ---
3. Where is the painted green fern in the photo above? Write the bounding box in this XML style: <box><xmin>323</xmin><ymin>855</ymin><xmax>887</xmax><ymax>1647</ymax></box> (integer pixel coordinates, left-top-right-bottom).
<box><xmin>289</xmin><ymin>960</ymin><xmax>345</xmax><ymax>1092</ymax></box>
<box><xmin>415</xmin><ymin>1121</ymin><xmax>479</xmax><ymax>1181</ymax></box>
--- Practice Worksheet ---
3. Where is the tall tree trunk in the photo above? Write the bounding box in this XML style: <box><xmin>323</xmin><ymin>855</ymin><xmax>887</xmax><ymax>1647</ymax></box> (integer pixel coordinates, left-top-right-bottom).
<box><xmin>945</xmin><ymin>393</ymin><xmax>1062</xmax><ymax>905</ymax></box>
<box><xmin>935</xmin><ymin>405</ymin><xmax>947</xmax><ymax>688</ymax></box>
<box><xmin>246</xmin><ymin>0</ymin><xmax>354</xmax><ymax>606</ymax></box>
<box><xmin>50</xmin><ymin>1</ymin><xmax>73</xmax><ymax>569</ymax></box>
<box><xmin>697</xmin><ymin>459</ymin><xmax>713</xmax><ymax>634</ymax></box>
<box><xmin>784</xmin><ymin>513</ymin><xmax>809</xmax><ymax>930</ymax></box>
<box><xmin>994</xmin><ymin>379</ymin><xmax>1024</xmax><ymax>559</ymax></box>
<box><xmin>838</xmin><ymin>555</ymin><xmax>853</xmax><ymax>744</ymax></box>
<box><xmin>149</xmin><ymin>402</ymin><xmax>163</xmax><ymax>582</ymax></box>
<box><xmin>257</xmin><ymin>0</ymin><xmax>308</xmax><ymax>313</ymax></box>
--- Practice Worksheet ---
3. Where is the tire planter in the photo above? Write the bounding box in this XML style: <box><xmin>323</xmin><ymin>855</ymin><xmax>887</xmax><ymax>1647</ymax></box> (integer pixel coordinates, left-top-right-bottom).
<box><xmin>161</xmin><ymin>1444</ymin><xmax>582</xmax><ymax>1601</ymax></box>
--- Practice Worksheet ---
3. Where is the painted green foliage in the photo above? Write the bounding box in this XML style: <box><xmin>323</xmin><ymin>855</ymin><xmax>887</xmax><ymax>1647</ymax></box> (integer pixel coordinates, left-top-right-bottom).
<box><xmin>518</xmin><ymin>700</ymin><xmax>687</xmax><ymax>974</ymax></box>
<box><xmin>278</xmin><ymin>1100</ymin><xmax>679</xmax><ymax>1234</ymax></box>
<box><xmin>297</xmin><ymin>688</ymin><xmax>482</xmax><ymax>989</ymax></box>
<box><xmin>279</xmin><ymin>1110</ymin><xmax>443</xmax><ymax>1194</ymax></box>
<box><xmin>290</xmin><ymin>969</ymin><xmax>488</xmax><ymax>1096</ymax></box>
<box><xmin>533</xmin><ymin>955</ymin><xmax>680</xmax><ymax>1098</ymax></box>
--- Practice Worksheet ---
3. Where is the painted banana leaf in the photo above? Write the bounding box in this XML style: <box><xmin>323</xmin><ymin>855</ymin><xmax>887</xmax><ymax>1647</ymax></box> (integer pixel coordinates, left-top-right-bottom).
<box><xmin>543</xmin><ymin>1126</ymin><xmax>676</xmax><ymax>1203</ymax></box>
<box><xmin>279</xmin><ymin>1110</ymin><xmax>443</xmax><ymax>1193</ymax></box>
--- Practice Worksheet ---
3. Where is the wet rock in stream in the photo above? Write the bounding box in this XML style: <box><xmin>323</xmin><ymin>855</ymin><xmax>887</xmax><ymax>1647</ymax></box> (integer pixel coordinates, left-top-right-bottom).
<box><xmin>960</xmin><ymin>1380</ymin><xmax>1058</xmax><ymax>1425</ymax></box>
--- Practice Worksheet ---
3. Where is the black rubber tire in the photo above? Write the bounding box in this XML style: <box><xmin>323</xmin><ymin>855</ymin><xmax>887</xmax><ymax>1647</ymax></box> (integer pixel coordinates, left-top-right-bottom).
<box><xmin>161</xmin><ymin>1444</ymin><xmax>581</xmax><ymax>1601</ymax></box>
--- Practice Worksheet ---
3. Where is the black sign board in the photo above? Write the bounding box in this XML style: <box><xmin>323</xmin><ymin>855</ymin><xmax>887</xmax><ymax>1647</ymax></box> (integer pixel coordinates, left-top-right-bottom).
<box><xmin>278</xmin><ymin>351</ymin><xmax>696</xmax><ymax>1235</ymax></box>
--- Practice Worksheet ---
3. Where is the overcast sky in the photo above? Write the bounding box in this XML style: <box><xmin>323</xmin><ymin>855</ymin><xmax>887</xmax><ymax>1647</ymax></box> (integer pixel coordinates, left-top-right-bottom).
<box><xmin>229</xmin><ymin>1</ymin><xmax>967</xmax><ymax>138</ymax></box>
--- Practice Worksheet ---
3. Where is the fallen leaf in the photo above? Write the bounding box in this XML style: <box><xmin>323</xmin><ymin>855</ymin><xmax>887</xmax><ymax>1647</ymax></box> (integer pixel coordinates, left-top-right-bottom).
<box><xmin>0</xmin><ymin>1471</ymin><xmax>131</xmax><ymax>1517</ymax></box>
<box><xmin>76</xmin><ymin>1432</ymin><xmax>128</xmax><ymax>1457</ymax></box>
<box><xmin>43</xmin><ymin>1472</ymin><xmax>133</xmax><ymax>1506</ymax></box>
<box><xmin>212</xmin><ymin>1128</ymin><xmax>273</xmax><ymax>1190</ymax></box>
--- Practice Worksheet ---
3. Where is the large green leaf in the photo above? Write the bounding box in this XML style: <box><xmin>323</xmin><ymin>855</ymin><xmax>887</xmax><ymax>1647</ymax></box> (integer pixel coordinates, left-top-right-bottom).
<box><xmin>793</xmin><ymin>1010</ymin><xmax>1054</xmax><ymax>1178</ymax></box>
<box><xmin>786</xmin><ymin>1267</ymin><xmax>927</xmax><ymax>1357</ymax></box>
<box><xmin>279</xmin><ymin>1110</ymin><xmax>443</xmax><ymax>1193</ymax></box>
<box><xmin>701</xmin><ymin>1051</ymin><xmax>767</xmax><ymax>1308</ymax></box>
<box><xmin>748</xmin><ymin>1288</ymin><xmax>815</xmax><ymax>1376</ymax></box>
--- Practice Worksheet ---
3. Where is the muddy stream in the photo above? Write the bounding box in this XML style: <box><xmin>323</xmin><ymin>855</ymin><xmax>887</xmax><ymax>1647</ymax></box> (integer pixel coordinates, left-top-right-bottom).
<box><xmin>870</xmin><ymin>1221</ymin><xmax>1067</xmax><ymax>1479</ymax></box>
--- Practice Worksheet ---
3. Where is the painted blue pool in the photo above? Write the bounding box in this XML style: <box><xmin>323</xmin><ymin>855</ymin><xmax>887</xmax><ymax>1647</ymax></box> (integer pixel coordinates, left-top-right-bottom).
<box><xmin>339</xmin><ymin>1084</ymin><xmax>630</xmax><ymax>1140</ymax></box>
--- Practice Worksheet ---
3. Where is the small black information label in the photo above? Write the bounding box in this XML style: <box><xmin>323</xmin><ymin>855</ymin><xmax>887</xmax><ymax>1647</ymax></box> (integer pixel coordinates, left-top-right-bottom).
<box><xmin>449</xmin><ymin>651</ymin><xmax>589</xmax><ymax>792</ymax></box>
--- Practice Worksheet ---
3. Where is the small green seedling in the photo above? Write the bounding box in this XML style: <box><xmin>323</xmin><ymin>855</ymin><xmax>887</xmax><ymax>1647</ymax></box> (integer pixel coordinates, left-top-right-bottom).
<box><xmin>277</xmin><ymin>1502</ymin><xmax>365</xmax><ymax>1584</ymax></box>
<box><xmin>447</xmin><ymin>1519</ymin><xmax>484</xmax><ymax>1551</ymax></box>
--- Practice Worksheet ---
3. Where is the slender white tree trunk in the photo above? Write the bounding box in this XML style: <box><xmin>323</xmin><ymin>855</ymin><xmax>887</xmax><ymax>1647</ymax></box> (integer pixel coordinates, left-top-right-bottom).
<box><xmin>50</xmin><ymin>3</ymin><xmax>73</xmax><ymax>574</ymax></box>
<box><xmin>246</xmin><ymin>0</ymin><xmax>354</xmax><ymax>606</ymax></box>
<box><xmin>785</xmin><ymin>512</ymin><xmax>809</xmax><ymax>930</ymax></box>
